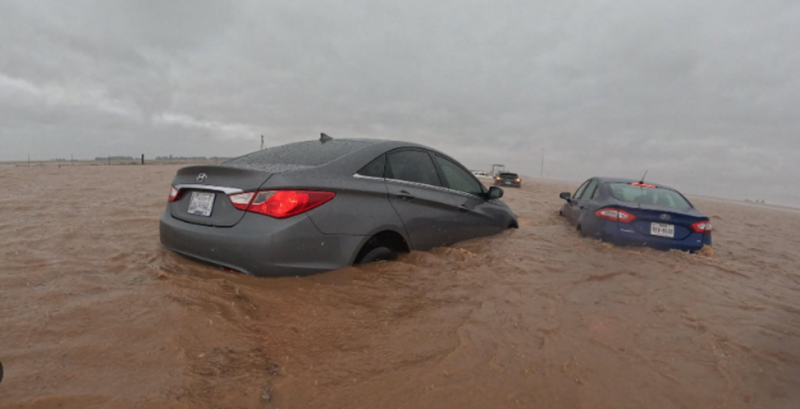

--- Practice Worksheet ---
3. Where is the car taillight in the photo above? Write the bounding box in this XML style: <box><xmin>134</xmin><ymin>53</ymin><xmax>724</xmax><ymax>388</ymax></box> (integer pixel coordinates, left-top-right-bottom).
<box><xmin>228</xmin><ymin>192</ymin><xmax>256</xmax><ymax>210</ymax></box>
<box><xmin>228</xmin><ymin>190</ymin><xmax>335</xmax><ymax>218</ymax></box>
<box><xmin>692</xmin><ymin>220</ymin><xmax>712</xmax><ymax>233</ymax></box>
<box><xmin>168</xmin><ymin>185</ymin><xmax>181</xmax><ymax>202</ymax></box>
<box><xmin>595</xmin><ymin>208</ymin><xmax>636</xmax><ymax>223</ymax></box>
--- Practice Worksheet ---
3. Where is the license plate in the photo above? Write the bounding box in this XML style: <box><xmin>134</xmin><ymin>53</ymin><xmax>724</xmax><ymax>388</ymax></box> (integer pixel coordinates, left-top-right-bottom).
<box><xmin>188</xmin><ymin>192</ymin><xmax>215</xmax><ymax>217</ymax></box>
<box><xmin>650</xmin><ymin>222</ymin><xmax>675</xmax><ymax>238</ymax></box>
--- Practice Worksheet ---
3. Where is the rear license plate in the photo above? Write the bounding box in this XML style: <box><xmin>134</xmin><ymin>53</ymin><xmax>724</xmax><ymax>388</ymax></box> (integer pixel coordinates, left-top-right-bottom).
<box><xmin>650</xmin><ymin>222</ymin><xmax>675</xmax><ymax>238</ymax></box>
<box><xmin>188</xmin><ymin>192</ymin><xmax>215</xmax><ymax>217</ymax></box>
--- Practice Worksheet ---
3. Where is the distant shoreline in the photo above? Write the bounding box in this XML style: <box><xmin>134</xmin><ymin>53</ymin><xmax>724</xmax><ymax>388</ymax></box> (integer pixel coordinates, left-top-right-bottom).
<box><xmin>4</xmin><ymin>164</ymin><xmax>798</xmax><ymax>211</ymax></box>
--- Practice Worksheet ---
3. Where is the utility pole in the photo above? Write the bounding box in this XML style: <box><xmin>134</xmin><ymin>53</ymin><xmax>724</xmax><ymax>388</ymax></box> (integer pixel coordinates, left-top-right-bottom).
<box><xmin>71</xmin><ymin>154</ymin><xmax>73</xmax><ymax>166</ymax></box>
<box><xmin>28</xmin><ymin>153</ymin><xmax>30</xmax><ymax>167</ymax></box>
<box><xmin>261</xmin><ymin>135</ymin><xmax>264</xmax><ymax>150</ymax></box>
<box><xmin>540</xmin><ymin>148</ymin><xmax>545</xmax><ymax>179</ymax></box>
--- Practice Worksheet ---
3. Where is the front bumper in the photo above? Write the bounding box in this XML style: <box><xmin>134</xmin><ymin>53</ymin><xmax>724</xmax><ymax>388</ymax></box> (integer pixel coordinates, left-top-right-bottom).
<box><xmin>159</xmin><ymin>211</ymin><xmax>365</xmax><ymax>277</ymax></box>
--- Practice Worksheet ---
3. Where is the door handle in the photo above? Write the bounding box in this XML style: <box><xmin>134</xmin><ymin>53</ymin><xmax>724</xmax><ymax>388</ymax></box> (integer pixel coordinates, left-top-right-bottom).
<box><xmin>395</xmin><ymin>190</ymin><xmax>416</xmax><ymax>200</ymax></box>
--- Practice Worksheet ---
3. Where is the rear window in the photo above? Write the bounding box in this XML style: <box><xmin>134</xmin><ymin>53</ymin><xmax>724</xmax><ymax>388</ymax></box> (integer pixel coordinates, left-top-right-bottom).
<box><xmin>607</xmin><ymin>183</ymin><xmax>692</xmax><ymax>210</ymax></box>
<box><xmin>224</xmin><ymin>140</ymin><xmax>371</xmax><ymax>169</ymax></box>
<box><xmin>499</xmin><ymin>173</ymin><xmax>518</xmax><ymax>178</ymax></box>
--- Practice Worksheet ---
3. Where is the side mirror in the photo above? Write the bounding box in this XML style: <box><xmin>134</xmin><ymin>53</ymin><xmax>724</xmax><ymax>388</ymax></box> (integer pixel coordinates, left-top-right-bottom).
<box><xmin>559</xmin><ymin>192</ymin><xmax>571</xmax><ymax>201</ymax></box>
<box><xmin>487</xmin><ymin>186</ymin><xmax>504</xmax><ymax>199</ymax></box>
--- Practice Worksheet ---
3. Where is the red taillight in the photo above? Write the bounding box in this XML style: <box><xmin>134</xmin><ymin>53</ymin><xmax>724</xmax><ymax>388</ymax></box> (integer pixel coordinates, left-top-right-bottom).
<box><xmin>229</xmin><ymin>190</ymin><xmax>335</xmax><ymax>218</ymax></box>
<box><xmin>168</xmin><ymin>185</ymin><xmax>181</xmax><ymax>202</ymax></box>
<box><xmin>595</xmin><ymin>208</ymin><xmax>637</xmax><ymax>223</ymax></box>
<box><xmin>692</xmin><ymin>220</ymin><xmax>712</xmax><ymax>233</ymax></box>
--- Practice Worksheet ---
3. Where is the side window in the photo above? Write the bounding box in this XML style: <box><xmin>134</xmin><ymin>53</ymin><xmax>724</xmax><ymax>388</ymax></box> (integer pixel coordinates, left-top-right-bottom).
<box><xmin>357</xmin><ymin>154</ymin><xmax>386</xmax><ymax>178</ymax></box>
<box><xmin>573</xmin><ymin>180</ymin><xmax>590</xmax><ymax>199</ymax></box>
<box><xmin>578</xmin><ymin>180</ymin><xmax>598</xmax><ymax>200</ymax></box>
<box><xmin>590</xmin><ymin>182</ymin><xmax>600</xmax><ymax>200</ymax></box>
<box><xmin>386</xmin><ymin>150</ymin><xmax>442</xmax><ymax>187</ymax></box>
<box><xmin>434</xmin><ymin>155</ymin><xmax>484</xmax><ymax>196</ymax></box>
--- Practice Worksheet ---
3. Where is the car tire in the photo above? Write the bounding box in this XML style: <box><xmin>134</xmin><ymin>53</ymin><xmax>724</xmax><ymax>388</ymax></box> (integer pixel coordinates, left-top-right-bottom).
<box><xmin>358</xmin><ymin>246</ymin><xmax>398</xmax><ymax>264</ymax></box>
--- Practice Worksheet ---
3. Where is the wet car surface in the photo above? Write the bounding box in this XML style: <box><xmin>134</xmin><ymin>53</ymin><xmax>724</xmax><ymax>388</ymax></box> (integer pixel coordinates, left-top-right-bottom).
<box><xmin>160</xmin><ymin>138</ymin><xmax>517</xmax><ymax>276</ymax></box>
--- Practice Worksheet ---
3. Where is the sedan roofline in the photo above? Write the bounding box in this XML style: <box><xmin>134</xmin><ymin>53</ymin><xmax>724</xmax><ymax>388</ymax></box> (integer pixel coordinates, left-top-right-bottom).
<box><xmin>593</xmin><ymin>177</ymin><xmax>677</xmax><ymax>191</ymax></box>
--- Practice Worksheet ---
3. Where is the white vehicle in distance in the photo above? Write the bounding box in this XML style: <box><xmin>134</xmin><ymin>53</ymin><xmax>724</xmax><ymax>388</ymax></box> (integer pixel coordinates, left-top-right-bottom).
<box><xmin>471</xmin><ymin>170</ymin><xmax>492</xmax><ymax>179</ymax></box>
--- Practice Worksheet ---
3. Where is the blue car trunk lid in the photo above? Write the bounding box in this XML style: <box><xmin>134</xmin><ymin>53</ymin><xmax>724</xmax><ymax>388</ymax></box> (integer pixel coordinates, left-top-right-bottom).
<box><xmin>618</xmin><ymin>204</ymin><xmax>707</xmax><ymax>240</ymax></box>
<box><xmin>169</xmin><ymin>165</ymin><xmax>274</xmax><ymax>227</ymax></box>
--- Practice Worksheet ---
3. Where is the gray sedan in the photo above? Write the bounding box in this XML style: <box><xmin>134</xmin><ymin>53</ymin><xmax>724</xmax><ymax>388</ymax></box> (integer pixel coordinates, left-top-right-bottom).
<box><xmin>160</xmin><ymin>135</ymin><xmax>518</xmax><ymax>276</ymax></box>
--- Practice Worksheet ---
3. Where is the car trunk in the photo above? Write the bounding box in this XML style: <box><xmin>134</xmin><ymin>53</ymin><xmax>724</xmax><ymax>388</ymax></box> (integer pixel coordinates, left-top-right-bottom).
<box><xmin>618</xmin><ymin>204</ymin><xmax>707</xmax><ymax>241</ymax></box>
<box><xmin>169</xmin><ymin>165</ymin><xmax>273</xmax><ymax>227</ymax></box>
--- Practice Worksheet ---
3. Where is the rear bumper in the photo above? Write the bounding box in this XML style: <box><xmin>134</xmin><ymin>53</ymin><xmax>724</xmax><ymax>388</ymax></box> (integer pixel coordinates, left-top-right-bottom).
<box><xmin>159</xmin><ymin>211</ymin><xmax>365</xmax><ymax>277</ymax></box>
<box><xmin>494</xmin><ymin>181</ymin><xmax>521</xmax><ymax>188</ymax></box>
<box><xmin>607</xmin><ymin>222</ymin><xmax>711</xmax><ymax>252</ymax></box>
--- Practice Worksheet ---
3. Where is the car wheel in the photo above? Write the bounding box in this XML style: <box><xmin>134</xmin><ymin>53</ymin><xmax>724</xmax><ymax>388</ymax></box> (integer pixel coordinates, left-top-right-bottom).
<box><xmin>358</xmin><ymin>246</ymin><xmax>398</xmax><ymax>264</ymax></box>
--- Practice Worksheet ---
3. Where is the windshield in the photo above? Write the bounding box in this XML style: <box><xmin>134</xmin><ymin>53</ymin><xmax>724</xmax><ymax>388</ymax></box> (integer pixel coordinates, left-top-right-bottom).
<box><xmin>499</xmin><ymin>173</ymin><xmax>518</xmax><ymax>178</ymax></box>
<box><xmin>607</xmin><ymin>183</ymin><xmax>693</xmax><ymax>210</ymax></box>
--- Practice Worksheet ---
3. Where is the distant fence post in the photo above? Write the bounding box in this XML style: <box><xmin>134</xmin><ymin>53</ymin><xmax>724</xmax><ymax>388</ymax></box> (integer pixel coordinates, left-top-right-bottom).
<box><xmin>141</xmin><ymin>154</ymin><xmax>145</xmax><ymax>165</ymax></box>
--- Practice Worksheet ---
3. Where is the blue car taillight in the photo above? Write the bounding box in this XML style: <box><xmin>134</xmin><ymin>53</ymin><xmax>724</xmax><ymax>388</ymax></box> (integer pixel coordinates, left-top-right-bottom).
<box><xmin>595</xmin><ymin>208</ymin><xmax>636</xmax><ymax>223</ymax></box>
<box><xmin>691</xmin><ymin>220</ymin><xmax>713</xmax><ymax>233</ymax></box>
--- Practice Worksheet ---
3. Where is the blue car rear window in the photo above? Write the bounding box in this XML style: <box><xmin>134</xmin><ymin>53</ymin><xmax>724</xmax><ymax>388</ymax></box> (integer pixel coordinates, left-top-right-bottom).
<box><xmin>224</xmin><ymin>140</ymin><xmax>372</xmax><ymax>168</ymax></box>
<box><xmin>607</xmin><ymin>183</ymin><xmax>692</xmax><ymax>210</ymax></box>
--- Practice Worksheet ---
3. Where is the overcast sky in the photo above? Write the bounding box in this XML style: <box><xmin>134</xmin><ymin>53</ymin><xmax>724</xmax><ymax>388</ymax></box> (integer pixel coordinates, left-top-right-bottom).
<box><xmin>1</xmin><ymin>0</ymin><xmax>798</xmax><ymax>205</ymax></box>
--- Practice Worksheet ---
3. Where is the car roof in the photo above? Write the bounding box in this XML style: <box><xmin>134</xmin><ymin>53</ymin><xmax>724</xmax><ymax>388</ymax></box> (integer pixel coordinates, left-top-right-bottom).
<box><xmin>592</xmin><ymin>177</ymin><xmax>677</xmax><ymax>191</ymax></box>
<box><xmin>224</xmin><ymin>137</ymin><xmax>457</xmax><ymax>173</ymax></box>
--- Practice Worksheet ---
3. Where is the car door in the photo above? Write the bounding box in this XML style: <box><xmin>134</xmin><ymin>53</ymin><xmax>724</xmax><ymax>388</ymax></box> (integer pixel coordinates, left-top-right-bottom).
<box><xmin>571</xmin><ymin>179</ymin><xmax>598</xmax><ymax>225</ymax></box>
<box><xmin>385</xmin><ymin>149</ymin><xmax>461</xmax><ymax>251</ymax></box>
<box><xmin>433</xmin><ymin>154</ymin><xmax>505</xmax><ymax>239</ymax></box>
<box><xmin>574</xmin><ymin>179</ymin><xmax>604</xmax><ymax>234</ymax></box>
<box><xmin>566</xmin><ymin>180</ymin><xmax>591</xmax><ymax>224</ymax></box>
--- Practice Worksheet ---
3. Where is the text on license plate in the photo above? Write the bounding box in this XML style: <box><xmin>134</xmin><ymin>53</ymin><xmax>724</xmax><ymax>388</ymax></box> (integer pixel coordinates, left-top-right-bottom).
<box><xmin>650</xmin><ymin>222</ymin><xmax>675</xmax><ymax>238</ymax></box>
<box><xmin>188</xmin><ymin>192</ymin><xmax>215</xmax><ymax>217</ymax></box>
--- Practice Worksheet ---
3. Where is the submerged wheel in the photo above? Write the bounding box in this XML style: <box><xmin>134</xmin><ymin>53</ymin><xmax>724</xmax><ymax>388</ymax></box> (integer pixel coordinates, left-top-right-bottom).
<box><xmin>358</xmin><ymin>246</ymin><xmax>397</xmax><ymax>264</ymax></box>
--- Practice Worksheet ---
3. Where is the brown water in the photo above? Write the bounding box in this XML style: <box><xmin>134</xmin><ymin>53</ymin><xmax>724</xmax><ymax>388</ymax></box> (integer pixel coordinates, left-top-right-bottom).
<box><xmin>1</xmin><ymin>165</ymin><xmax>799</xmax><ymax>409</ymax></box>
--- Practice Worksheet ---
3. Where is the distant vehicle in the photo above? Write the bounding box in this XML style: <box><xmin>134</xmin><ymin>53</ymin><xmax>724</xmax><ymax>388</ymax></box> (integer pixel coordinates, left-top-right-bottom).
<box><xmin>472</xmin><ymin>170</ymin><xmax>491</xmax><ymax>179</ymax></box>
<box><xmin>558</xmin><ymin>177</ymin><xmax>712</xmax><ymax>252</ymax></box>
<box><xmin>494</xmin><ymin>172</ymin><xmax>521</xmax><ymax>188</ymax></box>
<box><xmin>160</xmin><ymin>135</ymin><xmax>518</xmax><ymax>277</ymax></box>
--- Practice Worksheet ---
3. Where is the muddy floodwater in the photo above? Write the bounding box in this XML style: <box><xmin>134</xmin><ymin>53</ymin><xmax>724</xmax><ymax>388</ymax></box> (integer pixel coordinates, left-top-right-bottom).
<box><xmin>1</xmin><ymin>165</ymin><xmax>800</xmax><ymax>409</ymax></box>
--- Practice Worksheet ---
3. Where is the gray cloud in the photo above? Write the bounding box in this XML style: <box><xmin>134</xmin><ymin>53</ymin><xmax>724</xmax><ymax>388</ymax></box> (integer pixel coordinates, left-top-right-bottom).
<box><xmin>1</xmin><ymin>0</ymin><xmax>798</xmax><ymax>205</ymax></box>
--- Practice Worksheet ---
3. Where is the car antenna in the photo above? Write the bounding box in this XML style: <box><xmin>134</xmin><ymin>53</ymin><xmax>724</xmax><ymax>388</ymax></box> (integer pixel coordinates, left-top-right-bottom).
<box><xmin>320</xmin><ymin>133</ymin><xmax>333</xmax><ymax>143</ymax></box>
<box><xmin>639</xmin><ymin>169</ymin><xmax>648</xmax><ymax>184</ymax></box>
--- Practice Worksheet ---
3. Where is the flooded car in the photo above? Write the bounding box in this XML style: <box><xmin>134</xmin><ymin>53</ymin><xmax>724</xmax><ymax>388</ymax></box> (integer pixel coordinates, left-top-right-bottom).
<box><xmin>494</xmin><ymin>172</ymin><xmax>522</xmax><ymax>188</ymax></box>
<box><xmin>160</xmin><ymin>135</ymin><xmax>518</xmax><ymax>276</ymax></box>
<box><xmin>559</xmin><ymin>177</ymin><xmax>712</xmax><ymax>252</ymax></box>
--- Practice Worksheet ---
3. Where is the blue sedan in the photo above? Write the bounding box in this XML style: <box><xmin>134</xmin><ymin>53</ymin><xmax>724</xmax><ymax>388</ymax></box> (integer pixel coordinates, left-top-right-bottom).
<box><xmin>559</xmin><ymin>177</ymin><xmax>712</xmax><ymax>252</ymax></box>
